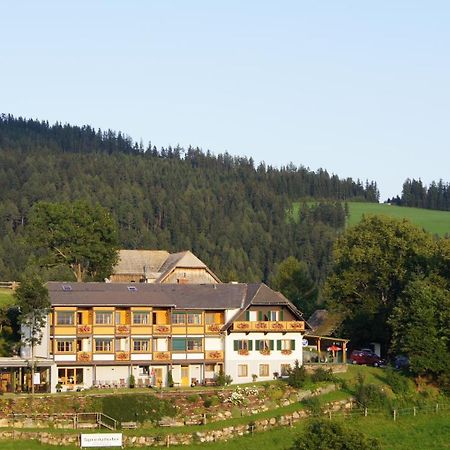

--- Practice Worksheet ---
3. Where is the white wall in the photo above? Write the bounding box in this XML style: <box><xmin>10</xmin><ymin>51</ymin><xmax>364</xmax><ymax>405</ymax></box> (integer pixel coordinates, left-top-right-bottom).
<box><xmin>224</xmin><ymin>332</ymin><xmax>304</xmax><ymax>384</ymax></box>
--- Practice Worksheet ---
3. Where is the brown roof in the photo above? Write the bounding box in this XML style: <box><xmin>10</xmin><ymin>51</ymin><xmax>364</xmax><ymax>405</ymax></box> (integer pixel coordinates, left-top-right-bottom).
<box><xmin>305</xmin><ymin>309</ymin><xmax>343</xmax><ymax>336</ymax></box>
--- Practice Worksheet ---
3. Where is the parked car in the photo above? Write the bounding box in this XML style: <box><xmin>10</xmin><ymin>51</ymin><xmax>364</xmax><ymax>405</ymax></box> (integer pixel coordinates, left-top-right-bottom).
<box><xmin>393</xmin><ymin>355</ymin><xmax>409</xmax><ymax>370</ymax></box>
<box><xmin>350</xmin><ymin>348</ymin><xmax>385</xmax><ymax>367</ymax></box>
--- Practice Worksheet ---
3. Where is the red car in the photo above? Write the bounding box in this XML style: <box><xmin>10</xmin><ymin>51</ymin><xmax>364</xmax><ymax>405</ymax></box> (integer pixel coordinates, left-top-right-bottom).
<box><xmin>350</xmin><ymin>349</ymin><xmax>384</xmax><ymax>367</ymax></box>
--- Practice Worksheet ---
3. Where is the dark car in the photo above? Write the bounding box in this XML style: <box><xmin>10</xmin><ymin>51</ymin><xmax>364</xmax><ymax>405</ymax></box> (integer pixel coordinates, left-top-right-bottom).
<box><xmin>394</xmin><ymin>355</ymin><xmax>409</xmax><ymax>370</ymax></box>
<box><xmin>350</xmin><ymin>348</ymin><xmax>384</xmax><ymax>367</ymax></box>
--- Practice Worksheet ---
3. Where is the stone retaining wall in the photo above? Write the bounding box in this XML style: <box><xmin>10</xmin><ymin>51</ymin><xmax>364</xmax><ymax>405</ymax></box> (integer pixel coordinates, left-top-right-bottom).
<box><xmin>0</xmin><ymin>398</ymin><xmax>355</xmax><ymax>447</ymax></box>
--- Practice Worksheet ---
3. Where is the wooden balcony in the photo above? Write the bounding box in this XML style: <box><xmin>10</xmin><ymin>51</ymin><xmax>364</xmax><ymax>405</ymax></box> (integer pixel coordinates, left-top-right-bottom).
<box><xmin>205</xmin><ymin>350</ymin><xmax>224</xmax><ymax>360</ymax></box>
<box><xmin>115</xmin><ymin>325</ymin><xmax>130</xmax><ymax>335</ymax></box>
<box><xmin>232</xmin><ymin>321</ymin><xmax>305</xmax><ymax>332</ymax></box>
<box><xmin>115</xmin><ymin>351</ymin><xmax>130</xmax><ymax>361</ymax></box>
<box><xmin>205</xmin><ymin>323</ymin><xmax>223</xmax><ymax>334</ymax></box>
<box><xmin>77</xmin><ymin>351</ymin><xmax>92</xmax><ymax>362</ymax></box>
<box><xmin>153</xmin><ymin>351</ymin><xmax>171</xmax><ymax>361</ymax></box>
<box><xmin>77</xmin><ymin>324</ymin><xmax>92</xmax><ymax>334</ymax></box>
<box><xmin>153</xmin><ymin>325</ymin><xmax>171</xmax><ymax>335</ymax></box>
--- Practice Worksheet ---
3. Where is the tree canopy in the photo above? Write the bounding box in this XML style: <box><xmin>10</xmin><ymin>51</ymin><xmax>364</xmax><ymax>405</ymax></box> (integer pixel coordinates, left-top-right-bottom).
<box><xmin>27</xmin><ymin>201</ymin><xmax>119</xmax><ymax>282</ymax></box>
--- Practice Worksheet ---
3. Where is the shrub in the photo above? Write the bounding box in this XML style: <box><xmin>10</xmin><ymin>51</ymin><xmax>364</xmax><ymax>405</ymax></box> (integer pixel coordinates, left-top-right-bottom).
<box><xmin>268</xmin><ymin>387</ymin><xmax>284</xmax><ymax>401</ymax></box>
<box><xmin>187</xmin><ymin>394</ymin><xmax>200</xmax><ymax>403</ymax></box>
<box><xmin>355</xmin><ymin>374</ymin><xmax>390</xmax><ymax>409</ymax></box>
<box><xmin>215</xmin><ymin>367</ymin><xmax>232</xmax><ymax>386</ymax></box>
<box><xmin>289</xmin><ymin>419</ymin><xmax>381</xmax><ymax>450</ymax></box>
<box><xmin>100</xmin><ymin>394</ymin><xmax>176</xmax><ymax>424</ymax></box>
<box><xmin>128</xmin><ymin>374</ymin><xmax>135</xmax><ymax>389</ymax></box>
<box><xmin>287</xmin><ymin>360</ymin><xmax>308</xmax><ymax>388</ymax></box>
<box><xmin>203</xmin><ymin>397</ymin><xmax>213</xmax><ymax>408</ymax></box>
<box><xmin>167</xmin><ymin>369</ymin><xmax>174</xmax><ymax>388</ymax></box>
<box><xmin>209</xmin><ymin>395</ymin><xmax>220</xmax><ymax>406</ymax></box>
<box><xmin>384</xmin><ymin>368</ymin><xmax>412</xmax><ymax>395</ymax></box>
<box><xmin>311</xmin><ymin>367</ymin><xmax>336</xmax><ymax>383</ymax></box>
<box><xmin>302</xmin><ymin>397</ymin><xmax>322</xmax><ymax>416</ymax></box>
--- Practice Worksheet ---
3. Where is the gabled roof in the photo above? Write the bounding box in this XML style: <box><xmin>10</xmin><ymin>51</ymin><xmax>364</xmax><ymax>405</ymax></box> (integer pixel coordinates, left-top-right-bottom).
<box><xmin>113</xmin><ymin>250</ymin><xmax>169</xmax><ymax>276</ymax></box>
<box><xmin>111</xmin><ymin>249</ymin><xmax>221</xmax><ymax>283</ymax></box>
<box><xmin>222</xmin><ymin>284</ymin><xmax>307</xmax><ymax>331</ymax></box>
<box><xmin>155</xmin><ymin>251</ymin><xmax>221</xmax><ymax>283</ymax></box>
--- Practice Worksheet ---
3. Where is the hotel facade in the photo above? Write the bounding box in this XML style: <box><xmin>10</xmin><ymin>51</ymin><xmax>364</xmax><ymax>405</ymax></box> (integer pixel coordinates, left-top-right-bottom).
<box><xmin>23</xmin><ymin>282</ymin><xmax>308</xmax><ymax>392</ymax></box>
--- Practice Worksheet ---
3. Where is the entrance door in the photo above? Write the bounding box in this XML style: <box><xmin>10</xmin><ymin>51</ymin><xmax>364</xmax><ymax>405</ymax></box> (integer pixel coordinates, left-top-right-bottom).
<box><xmin>153</xmin><ymin>368</ymin><xmax>163</xmax><ymax>387</ymax></box>
<box><xmin>181</xmin><ymin>366</ymin><xmax>189</xmax><ymax>387</ymax></box>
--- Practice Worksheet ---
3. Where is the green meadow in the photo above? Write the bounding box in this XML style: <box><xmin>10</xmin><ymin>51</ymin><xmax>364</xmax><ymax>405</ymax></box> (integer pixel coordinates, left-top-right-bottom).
<box><xmin>289</xmin><ymin>202</ymin><xmax>450</xmax><ymax>236</ymax></box>
<box><xmin>0</xmin><ymin>288</ymin><xmax>14</xmax><ymax>307</ymax></box>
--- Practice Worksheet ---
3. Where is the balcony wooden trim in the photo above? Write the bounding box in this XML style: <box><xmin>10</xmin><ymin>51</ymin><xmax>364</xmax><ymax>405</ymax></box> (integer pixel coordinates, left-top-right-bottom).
<box><xmin>115</xmin><ymin>324</ymin><xmax>131</xmax><ymax>335</ymax></box>
<box><xmin>115</xmin><ymin>351</ymin><xmax>130</xmax><ymax>361</ymax></box>
<box><xmin>77</xmin><ymin>324</ymin><xmax>92</xmax><ymax>334</ymax></box>
<box><xmin>77</xmin><ymin>351</ymin><xmax>92</xmax><ymax>362</ymax></box>
<box><xmin>205</xmin><ymin>350</ymin><xmax>224</xmax><ymax>360</ymax></box>
<box><xmin>232</xmin><ymin>321</ymin><xmax>304</xmax><ymax>332</ymax></box>
<box><xmin>153</xmin><ymin>325</ymin><xmax>171</xmax><ymax>335</ymax></box>
<box><xmin>205</xmin><ymin>323</ymin><xmax>223</xmax><ymax>333</ymax></box>
<box><xmin>153</xmin><ymin>351</ymin><xmax>171</xmax><ymax>361</ymax></box>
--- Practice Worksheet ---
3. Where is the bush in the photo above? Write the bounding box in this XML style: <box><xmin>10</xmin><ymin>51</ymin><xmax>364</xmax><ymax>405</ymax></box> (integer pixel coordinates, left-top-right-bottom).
<box><xmin>128</xmin><ymin>374</ymin><xmax>135</xmax><ymax>389</ymax></box>
<box><xmin>289</xmin><ymin>419</ymin><xmax>381</xmax><ymax>450</ymax></box>
<box><xmin>167</xmin><ymin>369</ymin><xmax>174</xmax><ymax>388</ymax></box>
<box><xmin>384</xmin><ymin>368</ymin><xmax>412</xmax><ymax>395</ymax></box>
<box><xmin>100</xmin><ymin>394</ymin><xmax>176</xmax><ymax>424</ymax></box>
<box><xmin>311</xmin><ymin>367</ymin><xmax>336</xmax><ymax>383</ymax></box>
<box><xmin>355</xmin><ymin>374</ymin><xmax>390</xmax><ymax>409</ymax></box>
<box><xmin>268</xmin><ymin>387</ymin><xmax>284</xmax><ymax>401</ymax></box>
<box><xmin>187</xmin><ymin>394</ymin><xmax>200</xmax><ymax>403</ymax></box>
<box><xmin>287</xmin><ymin>360</ymin><xmax>308</xmax><ymax>388</ymax></box>
<box><xmin>302</xmin><ymin>396</ymin><xmax>322</xmax><ymax>416</ymax></box>
<box><xmin>215</xmin><ymin>367</ymin><xmax>232</xmax><ymax>386</ymax></box>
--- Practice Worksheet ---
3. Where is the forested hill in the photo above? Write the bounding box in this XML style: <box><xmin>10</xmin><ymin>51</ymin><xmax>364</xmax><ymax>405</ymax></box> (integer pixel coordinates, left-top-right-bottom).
<box><xmin>0</xmin><ymin>114</ymin><xmax>379</xmax><ymax>285</ymax></box>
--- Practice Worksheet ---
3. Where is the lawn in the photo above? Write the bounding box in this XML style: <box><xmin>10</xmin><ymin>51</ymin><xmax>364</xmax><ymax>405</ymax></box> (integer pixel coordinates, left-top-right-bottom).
<box><xmin>0</xmin><ymin>288</ymin><xmax>14</xmax><ymax>307</ymax></box>
<box><xmin>289</xmin><ymin>202</ymin><xmax>450</xmax><ymax>236</ymax></box>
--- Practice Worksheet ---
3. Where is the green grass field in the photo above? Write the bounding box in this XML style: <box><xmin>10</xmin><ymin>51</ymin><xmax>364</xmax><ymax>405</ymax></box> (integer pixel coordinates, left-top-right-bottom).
<box><xmin>0</xmin><ymin>288</ymin><xmax>14</xmax><ymax>307</ymax></box>
<box><xmin>290</xmin><ymin>202</ymin><xmax>450</xmax><ymax>236</ymax></box>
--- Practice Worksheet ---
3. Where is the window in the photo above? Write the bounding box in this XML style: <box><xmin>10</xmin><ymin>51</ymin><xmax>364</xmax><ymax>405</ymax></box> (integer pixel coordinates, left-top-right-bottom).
<box><xmin>205</xmin><ymin>313</ymin><xmax>215</xmax><ymax>325</ymax></box>
<box><xmin>95</xmin><ymin>338</ymin><xmax>113</xmax><ymax>352</ymax></box>
<box><xmin>259</xmin><ymin>364</ymin><xmax>270</xmax><ymax>377</ymax></box>
<box><xmin>95</xmin><ymin>312</ymin><xmax>113</xmax><ymax>325</ymax></box>
<box><xmin>58</xmin><ymin>368</ymin><xmax>83</xmax><ymax>385</ymax></box>
<box><xmin>172</xmin><ymin>337</ymin><xmax>203</xmax><ymax>351</ymax></box>
<box><xmin>56</xmin><ymin>340</ymin><xmax>73</xmax><ymax>352</ymax></box>
<box><xmin>133</xmin><ymin>339</ymin><xmax>150</xmax><ymax>352</ymax></box>
<box><xmin>279</xmin><ymin>339</ymin><xmax>295</xmax><ymax>351</ymax></box>
<box><xmin>205</xmin><ymin>364</ymin><xmax>216</xmax><ymax>372</ymax></box>
<box><xmin>187</xmin><ymin>338</ymin><xmax>202</xmax><ymax>351</ymax></box>
<box><xmin>133</xmin><ymin>312</ymin><xmax>150</xmax><ymax>325</ymax></box>
<box><xmin>268</xmin><ymin>311</ymin><xmax>278</xmax><ymax>321</ymax></box>
<box><xmin>171</xmin><ymin>312</ymin><xmax>186</xmax><ymax>325</ymax></box>
<box><xmin>281</xmin><ymin>364</ymin><xmax>291</xmax><ymax>376</ymax></box>
<box><xmin>172</xmin><ymin>337</ymin><xmax>186</xmax><ymax>351</ymax></box>
<box><xmin>187</xmin><ymin>313</ymin><xmax>202</xmax><ymax>325</ymax></box>
<box><xmin>56</xmin><ymin>311</ymin><xmax>74</xmax><ymax>325</ymax></box>
<box><xmin>238</xmin><ymin>364</ymin><xmax>248</xmax><ymax>377</ymax></box>
<box><xmin>256</xmin><ymin>340</ymin><xmax>273</xmax><ymax>351</ymax></box>
<box><xmin>233</xmin><ymin>340</ymin><xmax>252</xmax><ymax>351</ymax></box>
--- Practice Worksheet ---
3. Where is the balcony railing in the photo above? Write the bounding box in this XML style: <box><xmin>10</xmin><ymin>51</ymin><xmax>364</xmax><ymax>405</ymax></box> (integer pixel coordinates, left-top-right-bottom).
<box><xmin>115</xmin><ymin>325</ymin><xmax>130</xmax><ymax>335</ymax></box>
<box><xmin>232</xmin><ymin>321</ymin><xmax>305</xmax><ymax>332</ymax></box>
<box><xmin>205</xmin><ymin>350</ymin><xmax>224</xmax><ymax>360</ymax></box>
<box><xmin>205</xmin><ymin>323</ymin><xmax>223</xmax><ymax>333</ymax></box>
<box><xmin>77</xmin><ymin>351</ymin><xmax>92</xmax><ymax>362</ymax></box>
<box><xmin>77</xmin><ymin>324</ymin><xmax>92</xmax><ymax>334</ymax></box>
<box><xmin>115</xmin><ymin>351</ymin><xmax>130</xmax><ymax>361</ymax></box>
<box><xmin>153</xmin><ymin>325</ymin><xmax>171</xmax><ymax>335</ymax></box>
<box><xmin>153</xmin><ymin>351</ymin><xmax>171</xmax><ymax>361</ymax></box>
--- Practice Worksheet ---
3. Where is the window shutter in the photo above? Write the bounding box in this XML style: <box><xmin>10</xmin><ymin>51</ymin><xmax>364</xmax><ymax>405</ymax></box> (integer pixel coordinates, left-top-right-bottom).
<box><xmin>279</xmin><ymin>310</ymin><xmax>284</xmax><ymax>321</ymax></box>
<box><xmin>248</xmin><ymin>340</ymin><xmax>253</xmax><ymax>351</ymax></box>
<box><xmin>245</xmin><ymin>310</ymin><xmax>250</xmax><ymax>321</ymax></box>
<box><xmin>258</xmin><ymin>311</ymin><xmax>263</xmax><ymax>321</ymax></box>
<box><xmin>234</xmin><ymin>340</ymin><xmax>238</xmax><ymax>351</ymax></box>
<box><xmin>255</xmin><ymin>340</ymin><xmax>260</xmax><ymax>351</ymax></box>
<box><xmin>269</xmin><ymin>340</ymin><xmax>274</xmax><ymax>351</ymax></box>
<box><xmin>291</xmin><ymin>340</ymin><xmax>296</xmax><ymax>351</ymax></box>
<box><xmin>277</xmin><ymin>340</ymin><xmax>282</xmax><ymax>351</ymax></box>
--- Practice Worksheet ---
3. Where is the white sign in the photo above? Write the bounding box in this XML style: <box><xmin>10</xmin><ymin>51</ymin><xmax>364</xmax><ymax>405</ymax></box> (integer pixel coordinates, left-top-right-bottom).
<box><xmin>302</xmin><ymin>339</ymin><xmax>309</xmax><ymax>347</ymax></box>
<box><xmin>33</xmin><ymin>372</ymin><xmax>41</xmax><ymax>385</ymax></box>
<box><xmin>80</xmin><ymin>433</ymin><xmax>122</xmax><ymax>448</ymax></box>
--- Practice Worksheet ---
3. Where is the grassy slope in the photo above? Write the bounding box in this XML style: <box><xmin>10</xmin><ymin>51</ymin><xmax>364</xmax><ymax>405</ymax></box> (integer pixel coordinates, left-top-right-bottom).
<box><xmin>0</xmin><ymin>288</ymin><xmax>14</xmax><ymax>307</ymax></box>
<box><xmin>289</xmin><ymin>202</ymin><xmax>450</xmax><ymax>236</ymax></box>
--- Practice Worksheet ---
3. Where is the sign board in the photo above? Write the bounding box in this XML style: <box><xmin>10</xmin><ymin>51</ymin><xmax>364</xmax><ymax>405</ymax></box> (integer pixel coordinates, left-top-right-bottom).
<box><xmin>80</xmin><ymin>433</ymin><xmax>122</xmax><ymax>448</ymax></box>
<box><xmin>33</xmin><ymin>372</ymin><xmax>41</xmax><ymax>385</ymax></box>
<box><xmin>302</xmin><ymin>339</ymin><xmax>309</xmax><ymax>347</ymax></box>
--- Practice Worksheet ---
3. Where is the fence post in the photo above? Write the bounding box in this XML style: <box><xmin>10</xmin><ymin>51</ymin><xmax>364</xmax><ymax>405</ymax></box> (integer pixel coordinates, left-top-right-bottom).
<box><xmin>436</xmin><ymin>403</ymin><xmax>439</xmax><ymax>413</ymax></box>
<box><xmin>393</xmin><ymin>410</ymin><xmax>397</xmax><ymax>421</ymax></box>
<box><xmin>364</xmin><ymin>408</ymin><xmax>368</xmax><ymax>417</ymax></box>
<box><xmin>413</xmin><ymin>407</ymin><xmax>416</xmax><ymax>417</ymax></box>
<box><xmin>328</xmin><ymin>411</ymin><xmax>332</xmax><ymax>420</ymax></box>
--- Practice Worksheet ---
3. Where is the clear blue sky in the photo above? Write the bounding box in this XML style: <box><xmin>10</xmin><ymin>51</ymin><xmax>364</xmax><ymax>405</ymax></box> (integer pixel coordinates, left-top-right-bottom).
<box><xmin>1</xmin><ymin>1</ymin><xmax>449</xmax><ymax>200</ymax></box>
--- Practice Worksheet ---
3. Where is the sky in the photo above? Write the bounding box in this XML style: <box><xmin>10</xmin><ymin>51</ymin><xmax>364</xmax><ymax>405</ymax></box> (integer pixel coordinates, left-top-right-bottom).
<box><xmin>1</xmin><ymin>1</ymin><xmax>449</xmax><ymax>200</ymax></box>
